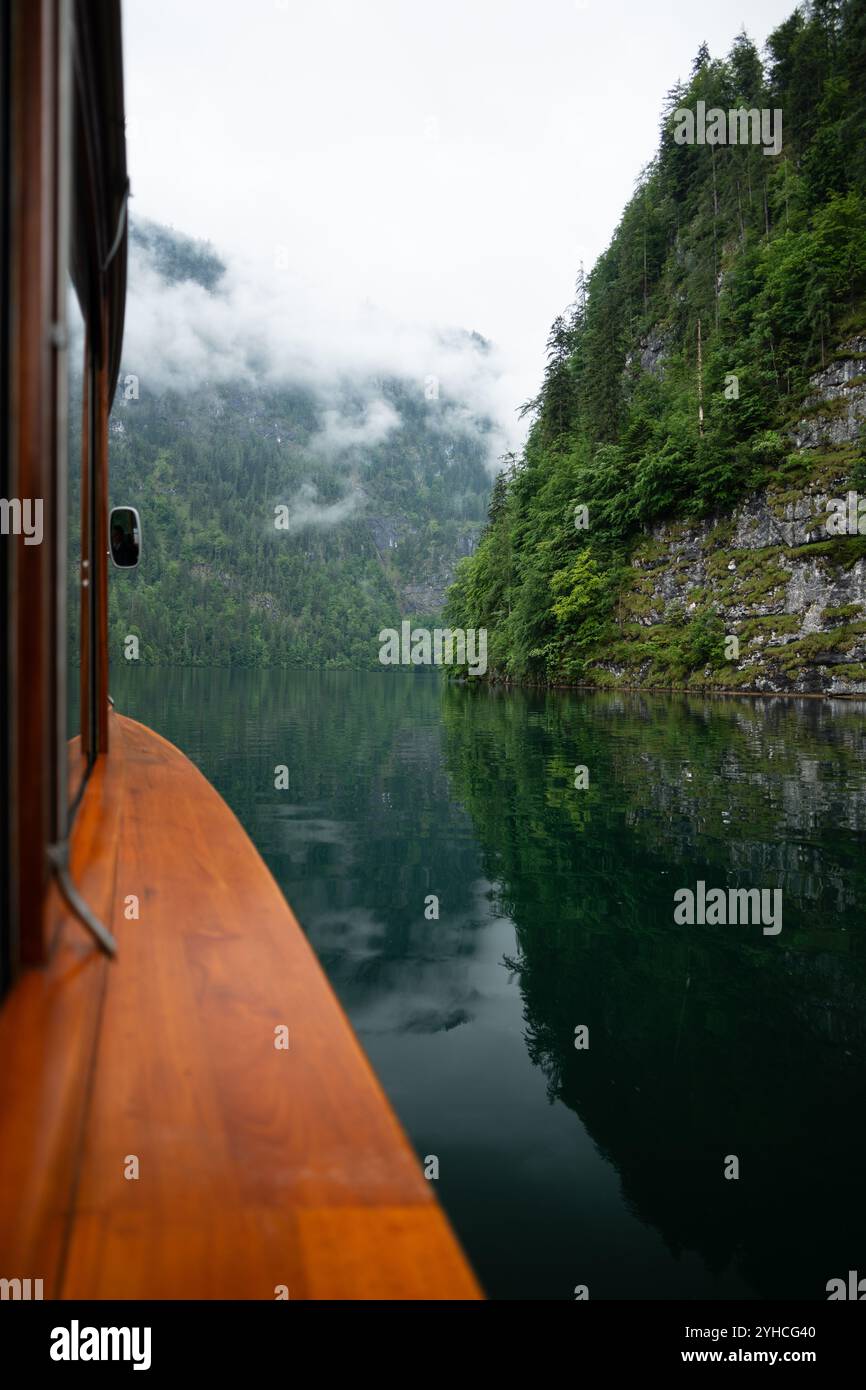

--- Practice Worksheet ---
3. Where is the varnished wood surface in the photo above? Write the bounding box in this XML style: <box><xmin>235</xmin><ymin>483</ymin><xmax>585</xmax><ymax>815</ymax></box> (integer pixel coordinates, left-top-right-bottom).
<box><xmin>0</xmin><ymin>735</ymin><xmax>122</xmax><ymax>1293</ymax></box>
<box><xmin>51</xmin><ymin>713</ymin><xmax>479</xmax><ymax>1299</ymax></box>
<box><xmin>11</xmin><ymin>0</ymin><xmax>60</xmax><ymax>964</ymax></box>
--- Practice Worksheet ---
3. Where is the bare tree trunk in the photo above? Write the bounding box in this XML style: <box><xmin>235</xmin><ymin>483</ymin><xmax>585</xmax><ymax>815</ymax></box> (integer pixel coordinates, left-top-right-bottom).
<box><xmin>643</xmin><ymin>227</ymin><xmax>648</xmax><ymax>313</ymax></box>
<box><xmin>769</xmin><ymin>333</ymin><xmax>781</xmax><ymax>394</ymax></box>
<box><xmin>711</xmin><ymin>149</ymin><xmax>720</xmax><ymax>328</ymax></box>
<box><xmin>697</xmin><ymin>317</ymin><xmax>704</xmax><ymax>437</ymax></box>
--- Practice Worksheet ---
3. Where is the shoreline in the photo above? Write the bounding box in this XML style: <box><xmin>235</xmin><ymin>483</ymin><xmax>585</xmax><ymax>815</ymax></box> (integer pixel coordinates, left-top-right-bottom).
<box><xmin>454</xmin><ymin>676</ymin><xmax>866</xmax><ymax>702</ymax></box>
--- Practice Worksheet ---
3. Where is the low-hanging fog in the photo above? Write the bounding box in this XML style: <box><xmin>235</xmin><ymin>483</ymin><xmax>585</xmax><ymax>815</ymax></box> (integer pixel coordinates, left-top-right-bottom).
<box><xmin>122</xmin><ymin>221</ymin><xmax>515</xmax><ymax>471</ymax></box>
<box><xmin>122</xmin><ymin>0</ymin><xmax>797</xmax><ymax>475</ymax></box>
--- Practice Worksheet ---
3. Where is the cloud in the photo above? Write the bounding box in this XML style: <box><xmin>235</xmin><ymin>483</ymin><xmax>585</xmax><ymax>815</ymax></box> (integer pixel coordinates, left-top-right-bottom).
<box><xmin>311</xmin><ymin>399</ymin><xmax>401</xmax><ymax>457</ymax></box>
<box><xmin>121</xmin><ymin>221</ymin><xmax>518</xmax><ymax>471</ymax></box>
<box><xmin>276</xmin><ymin>481</ymin><xmax>363</xmax><ymax>531</ymax></box>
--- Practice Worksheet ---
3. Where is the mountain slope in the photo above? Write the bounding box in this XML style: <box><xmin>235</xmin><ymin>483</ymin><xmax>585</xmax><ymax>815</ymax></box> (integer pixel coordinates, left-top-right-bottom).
<box><xmin>445</xmin><ymin>1</ymin><xmax>866</xmax><ymax>694</ymax></box>
<box><xmin>105</xmin><ymin>222</ymin><xmax>499</xmax><ymax>666</ymax></box>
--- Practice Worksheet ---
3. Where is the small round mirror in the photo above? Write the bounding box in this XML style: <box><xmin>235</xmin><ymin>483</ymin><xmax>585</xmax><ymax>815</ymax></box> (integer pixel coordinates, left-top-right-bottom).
<box><xmin>109</xmin><ymin>505</ymin><xmax>141</xmax><ymax>569</ymax></box>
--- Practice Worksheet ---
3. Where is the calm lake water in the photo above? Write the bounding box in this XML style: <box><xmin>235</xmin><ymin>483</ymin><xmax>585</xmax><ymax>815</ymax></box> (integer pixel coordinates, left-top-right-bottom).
<box><xmin>110</xmin><ymin>667</ymin><xmax>866</xmax><ymax>1301</ymax></box>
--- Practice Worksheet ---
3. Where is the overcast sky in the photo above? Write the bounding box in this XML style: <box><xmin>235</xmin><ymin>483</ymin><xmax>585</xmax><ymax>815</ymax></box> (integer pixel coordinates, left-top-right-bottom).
<box><xmin>123</xmin><ymin>0</ymin><xmax>798</xmax><ymax>444</ymax></box>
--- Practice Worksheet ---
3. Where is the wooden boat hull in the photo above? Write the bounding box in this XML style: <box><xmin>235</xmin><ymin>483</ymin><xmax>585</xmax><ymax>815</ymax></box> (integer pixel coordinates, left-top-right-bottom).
<box><xmin>0</xmin><ymin>714</ymin><xmax>481</xmax><ymax>1299</ymax></box>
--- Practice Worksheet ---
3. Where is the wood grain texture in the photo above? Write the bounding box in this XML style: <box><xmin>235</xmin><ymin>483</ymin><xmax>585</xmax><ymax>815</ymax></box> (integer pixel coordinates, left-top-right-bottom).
<box><xmin>0</xmin><ymin>740</ymin><xmax>122</xmax><ymax>1293</ymax></box>
<box><xmin>57</xmin><ymin>714</ymin><xmax>481</xmax><ymax>1299</ymax></box>
<box><xmin>11</xmin><ymin>0</ymin><xmax>57</xmax><ymax>965</ymax></box>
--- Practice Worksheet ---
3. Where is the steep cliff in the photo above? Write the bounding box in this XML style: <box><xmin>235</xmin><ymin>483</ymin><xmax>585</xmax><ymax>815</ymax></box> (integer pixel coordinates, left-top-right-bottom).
<box><xmin>445</xmin><ymin>4</ymin><xmax>866</xmax><ymax>696</ymax></box>
<box><xmin>592</xmin><ymin>337</ymin><xmax>866</xmax><ymax>694</ymax></box>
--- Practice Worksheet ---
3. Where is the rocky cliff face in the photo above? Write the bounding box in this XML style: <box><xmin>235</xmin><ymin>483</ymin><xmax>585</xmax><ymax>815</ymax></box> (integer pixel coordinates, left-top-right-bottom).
<box><xmin>366</xmin><ymin>514</ymin><xmax>481</xmax><ymax>616</ymax></box>
<box><xmin>590</xmin><ymin>337</ymin><xmax>866</xmax><ymax>695</ymax></box>
<box><xmin>791</xmin><ymin>335</ymin><xmax>866</xmax><ymax>449</ymax></box>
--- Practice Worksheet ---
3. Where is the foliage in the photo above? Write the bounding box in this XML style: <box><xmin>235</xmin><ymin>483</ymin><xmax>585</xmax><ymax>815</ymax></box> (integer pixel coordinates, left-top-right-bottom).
<box><xmin>446</xmin><ymin>0</ymin><xmax>866</xmax><ymax>685</ymax></box>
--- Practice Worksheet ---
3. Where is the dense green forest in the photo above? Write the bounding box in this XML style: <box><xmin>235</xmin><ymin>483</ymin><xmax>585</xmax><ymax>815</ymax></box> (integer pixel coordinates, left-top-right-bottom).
<box><xmin>100</xmin><ymin>223</ymin><xmax>495</xmax><ymax>666</ymax></box>
<box><xmin>446</xmin><ymin>0</ymin><xmax>866</xmax><ymax>686</ymax></box>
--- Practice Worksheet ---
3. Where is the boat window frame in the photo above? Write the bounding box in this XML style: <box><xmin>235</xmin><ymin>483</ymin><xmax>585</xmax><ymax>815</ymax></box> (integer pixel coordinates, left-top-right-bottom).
<box><xmin>2</xmin><ymin>0</ymin><xmax>125</xmax><ymax>981</ymax></box>
<box><xmin>5</xmin><ymin>0</ymin><xmax>84</xmax><ymax>975</ymax></box>
<box><xmin>3</xmin><ymin>0</ymin><xmax>69</xmax><ymax>973</ymax></box>
<box><xmin>65</xmin><ymin>2</ymin><xmax>102</xmax><ymax>828</ymax></box>
<box><xmin>65</xmin><ymin>295</ymin><xmax>98</xmax><ymax>828</ymax></box>
<box><xmin>0</xmin><ymin>0</ymin><xmax>12</xmax><ymax>998</ymax></box>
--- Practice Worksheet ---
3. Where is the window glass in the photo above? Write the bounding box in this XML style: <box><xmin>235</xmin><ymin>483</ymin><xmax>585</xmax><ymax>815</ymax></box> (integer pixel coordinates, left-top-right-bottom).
<box><xmin>66</xmin><ymin>280</ymin><xmax>87</xmax><ymax>814</ymax></box>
